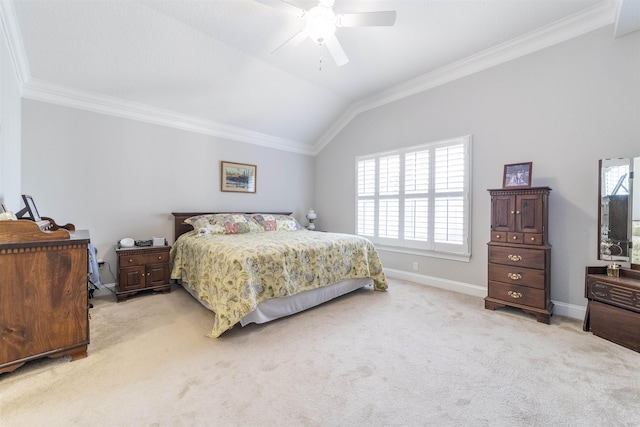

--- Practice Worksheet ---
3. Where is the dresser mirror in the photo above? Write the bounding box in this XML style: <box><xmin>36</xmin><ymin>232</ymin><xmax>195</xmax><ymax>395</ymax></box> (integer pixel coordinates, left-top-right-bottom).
<box><xmin>598</xmin><ymin>157</ymin><xmax>639</xmax><ymax>266</ymax></box>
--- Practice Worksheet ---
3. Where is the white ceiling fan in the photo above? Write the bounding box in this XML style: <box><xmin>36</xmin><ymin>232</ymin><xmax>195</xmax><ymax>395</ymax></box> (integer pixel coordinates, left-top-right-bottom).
<box><xmin>257</xmin><ymin>0</ymin><xmax>397</xmax><ymax>67</ymax></box>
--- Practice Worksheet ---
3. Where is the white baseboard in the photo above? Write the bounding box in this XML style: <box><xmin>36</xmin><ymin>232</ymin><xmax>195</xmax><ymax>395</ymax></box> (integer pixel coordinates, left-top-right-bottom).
<box><xmin>384</xmin><ymin>268</ymin><xmax>486</xmax><ymax>298</ymax></box>
<box><xmin>550</xmin><ymin>301</ymin><xmax>586</xmax><ymax>320</ymax></box>
<box><xmin>384</xmin><ymin>268</ymin><xmax>586</xmax><ymax>321</ymax></box>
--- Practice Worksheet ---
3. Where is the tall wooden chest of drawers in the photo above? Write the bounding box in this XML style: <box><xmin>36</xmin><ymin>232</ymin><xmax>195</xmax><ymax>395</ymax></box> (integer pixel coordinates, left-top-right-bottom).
<box><xmin>485</xmin><ymin>187</ymin><xmax>553</xmax><ymax>323</ymax></box>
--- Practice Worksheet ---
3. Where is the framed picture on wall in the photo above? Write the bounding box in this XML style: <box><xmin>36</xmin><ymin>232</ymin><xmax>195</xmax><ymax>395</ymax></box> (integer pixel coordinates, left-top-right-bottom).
<box><xmin>221</xmin><ymin>161</ymin><xmax>257</xmax><ymax>193</ymax></box>
<box><xmin>503</xmin><ymin>162</ymin><xmax>532</xmax><ymax>188</ymax></box>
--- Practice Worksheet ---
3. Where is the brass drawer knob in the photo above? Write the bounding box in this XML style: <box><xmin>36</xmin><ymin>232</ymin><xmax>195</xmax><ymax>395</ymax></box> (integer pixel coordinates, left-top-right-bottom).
<box><xmin>158</xmin><ymin>256</ymin><xmax>162</xmax><ymax>260</ymax></box>
<box><xmin>508</xmin><ymin>254</ymin><xmax>522</xmax><ymax>261</ymax></box>
<box><xmin>512</xmin><ymin>236</ymin><xmax>518</xmax><ymax>240</ymax></box>
<box><xmin>507</xmin><ymin>290</ymin><xmax>523</xmax><ymax>299</ymax></box>
<box><xmin>495</xmin><ymin>234</ymin><xmax>500</xmax><ymax>239</ymax></box>
<box><xmin>129</xmin><ymin>259</ymin><xmax>133</xmax><ymax>263</ymax></box>
<box><xmin>530</xmin><ymin>237</ymin><xmax>536</xmax><ymax>241</ymax></box>
<box><xmin>507</xmin><ymin>273</ymin><xmax>522</xmax><ymax>280</ymax></box>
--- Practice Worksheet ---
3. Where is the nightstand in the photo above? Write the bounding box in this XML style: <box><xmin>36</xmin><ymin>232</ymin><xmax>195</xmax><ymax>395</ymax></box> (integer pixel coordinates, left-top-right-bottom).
<box><xmin>115</xmin><ymin>245</ymin><xmax>171</xmax><ymax>302</ymax></box>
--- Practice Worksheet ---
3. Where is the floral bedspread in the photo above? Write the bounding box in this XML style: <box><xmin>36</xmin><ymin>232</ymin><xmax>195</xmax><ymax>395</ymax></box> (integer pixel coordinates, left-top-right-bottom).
<box><xmin>170</xmin><ymin>230</ymin><xmax>387</xmax><ymax>337</ymax></box>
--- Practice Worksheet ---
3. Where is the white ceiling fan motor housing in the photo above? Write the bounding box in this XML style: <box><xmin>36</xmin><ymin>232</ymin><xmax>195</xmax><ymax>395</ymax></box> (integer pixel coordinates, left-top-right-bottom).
<box><xmin>305</xmin><ymin>6</ymin><xmax>337</xmax><ymax>44</ymax></box>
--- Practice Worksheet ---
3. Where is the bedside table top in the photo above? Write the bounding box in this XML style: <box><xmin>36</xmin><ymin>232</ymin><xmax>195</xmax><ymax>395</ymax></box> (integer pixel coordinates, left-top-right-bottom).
<box><xmin>116</xmin><ymin>244</ymin><xmax>170</xmax><ymax>254</ymax></box>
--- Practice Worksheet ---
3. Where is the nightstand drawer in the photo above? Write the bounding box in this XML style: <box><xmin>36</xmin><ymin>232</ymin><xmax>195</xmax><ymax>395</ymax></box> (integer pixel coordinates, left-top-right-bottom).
<box><xmin>488</xmin><ymin>281</ymin><xmax>546</xmax><ymax>309</ymax></box>
<box><xmin>488</xmin><ymin>263</ymin><xmax>545</xmax><ymax>289</ymax></box>
<box><xmin>119</xmin><ymin>251</ymin><xmax>169</xmax><ymax>267</ymax></box>
<box><xmin>488</xmin><ymin>245</ymin><xmax>546</xmax><ymax>269</ymax></box>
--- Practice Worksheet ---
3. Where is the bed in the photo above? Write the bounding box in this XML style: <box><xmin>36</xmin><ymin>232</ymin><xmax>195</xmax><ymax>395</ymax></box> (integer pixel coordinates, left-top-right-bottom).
<box><xmin>170</xmin><ymin>212</ymin><xmax>387</xmax><ymax>337</ymax></box>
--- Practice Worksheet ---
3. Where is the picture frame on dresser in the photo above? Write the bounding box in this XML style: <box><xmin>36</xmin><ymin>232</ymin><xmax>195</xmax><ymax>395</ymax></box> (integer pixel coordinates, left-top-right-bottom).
<box><xmin>16</xmin><ymin>194</ymin><xmax>42</xmax><ymax>221</ymax></box>
<box><xmin>503</xmin><ymin>162</ymin><xmax>532</xmax><ymax>189</ymax></box>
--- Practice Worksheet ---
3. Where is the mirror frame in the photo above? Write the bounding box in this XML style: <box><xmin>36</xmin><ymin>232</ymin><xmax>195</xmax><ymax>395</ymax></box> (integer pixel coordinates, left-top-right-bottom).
<box><xmin>598</xmin><ymin>158</ymin><xmax>639</xmax><ymax>270</ymax></box>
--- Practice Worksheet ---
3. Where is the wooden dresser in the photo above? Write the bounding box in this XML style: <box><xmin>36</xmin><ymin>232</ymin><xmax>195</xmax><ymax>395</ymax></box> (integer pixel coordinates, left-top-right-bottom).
<box><xmin>485</xmin><ymin>187</ymin><xmax>553</xmax><ymax>323</ymax></box>
<box><xmin>584</xmin><ymin>266</ymin><xmax>640</xmax><ymax>352</ymax></box>
<box><xmin>0</xmin><ymin>220</ymin><xmax>90</xmax><ymax>374</ymax></box>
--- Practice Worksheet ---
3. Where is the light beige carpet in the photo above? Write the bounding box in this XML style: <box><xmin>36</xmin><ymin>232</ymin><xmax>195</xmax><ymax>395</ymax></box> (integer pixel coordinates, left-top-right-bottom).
<box><xmin>1</xmin><ymin>279</ymin><xmax>638</xmax><ymax>426</ymax></box>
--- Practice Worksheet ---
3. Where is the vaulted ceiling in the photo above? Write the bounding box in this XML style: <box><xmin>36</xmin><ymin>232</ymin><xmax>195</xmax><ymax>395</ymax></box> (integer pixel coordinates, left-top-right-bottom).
<box><xmin>2</xmin><ymin>0</ymin><xmax>638</xmax><ymax>155</ymax></box>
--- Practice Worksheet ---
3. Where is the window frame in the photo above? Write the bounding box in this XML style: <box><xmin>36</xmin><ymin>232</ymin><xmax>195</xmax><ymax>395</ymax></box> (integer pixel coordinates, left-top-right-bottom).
<box><xmin>355</xmin><ymin>135</ymin><xmax>472</xmax><ymax>262</ymax></box>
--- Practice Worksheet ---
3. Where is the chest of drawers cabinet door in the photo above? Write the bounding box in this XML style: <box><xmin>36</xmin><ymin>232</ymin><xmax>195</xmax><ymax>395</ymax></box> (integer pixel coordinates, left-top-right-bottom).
<box><xmin>485</xmin><ymin>187</ymin><xmax>552</xmax><ymax>323</ymax></box>
<box><xmin>116</xmin><ymin>245</ymin><xmax>171</xmax><ymax>302</ymax></box>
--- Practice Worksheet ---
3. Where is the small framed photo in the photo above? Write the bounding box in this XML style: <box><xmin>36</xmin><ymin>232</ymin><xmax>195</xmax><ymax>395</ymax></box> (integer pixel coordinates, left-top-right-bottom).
<box><xmin>22</xmin><ymin>194</ymin><xmax>42</xmax><ymax>221</ymax></box>
<box><xmin>221</xmin><ymin>161</ymin><xmax>257</xmax><ymax>193</ymax></box>
<box><xmin>503</xmin><ymin>162</ymin><xmax>532</xmax><ymax>188</ymax></box>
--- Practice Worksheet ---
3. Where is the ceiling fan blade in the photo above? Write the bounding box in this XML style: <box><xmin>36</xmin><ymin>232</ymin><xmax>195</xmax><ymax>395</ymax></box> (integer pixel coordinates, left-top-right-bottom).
<box><xmin>271</xmin><ymin>31</ymin><xmax>307</xmax><ymax>54</ymax></box>
<box><xmin>324</xmin><ymin>35</ymin><xmax>349</xmax><ymax>67</ymax></box>
<box><xmin>336</xmin><ymin>11</ymin><xmax>397</xmax><ymax>27</ymax></box>
<box><xmin>255</xmin><ymin>0</ymin><xmax>305</xmax><ymax>18</ymax></box>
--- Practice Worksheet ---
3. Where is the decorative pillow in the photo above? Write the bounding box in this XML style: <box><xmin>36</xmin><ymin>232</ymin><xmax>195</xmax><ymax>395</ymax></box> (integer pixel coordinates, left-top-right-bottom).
<box><xmin>252</xmin><ymin>214</ymin><xmax>304</xmax><ymax>231</ymax></box>
<box><xmin>185</xmin><ymin>213</ymin><xmax>263</xmax><ymax>234</ymax></box>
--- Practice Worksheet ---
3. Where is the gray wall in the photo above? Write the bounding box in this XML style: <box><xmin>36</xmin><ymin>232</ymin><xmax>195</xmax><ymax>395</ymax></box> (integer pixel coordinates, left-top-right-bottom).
<box><xmin>315</xmin><ymin>26</ymin><xmax>640</xmax><ymax>317</ymax></box>
<box><xmin>20</xmin><ymin>100</ymin><xmax>314</xmax><ymax>283</ymax></box>
<box><xmin>7</xmin><ymin>23</ymin><xmax>640</xmax><ymax>317</ymax></box>
<box><xmin>0</xmin><ymin>18</ymin><xmax>22</xmax><ymax>208</ymax></box>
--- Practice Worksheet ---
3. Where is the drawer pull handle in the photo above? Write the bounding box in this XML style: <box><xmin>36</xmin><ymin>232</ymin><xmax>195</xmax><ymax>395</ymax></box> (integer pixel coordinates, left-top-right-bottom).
<box><xmin>158</xmin><ymin>256</ymin><xmax>162</xmax><ymax>260</ymax></box>
<box><xmin>129</xmin><ymin>259</ymin><xmax>133</xmax><ymax>263</ymax></box>
<box><xmin>530</xmin><ymin>237</ymin><xmax>536</xmax><ymax>241</ymax></box>
<box><xmin>495</xmin><ymin>234</ymin><xmax>500</xmax><ymax>239</ymax></box>
<box><xmin>508</xmin><ymin>255</ymin><xmax>522</xmax><ymax>261</ymax></box>
<box><xmin>507</xmin><ymin>291</ymin><xmax>523</xmax><ymax>299</ymax></box>
<box><xmin>507</xmin><ymin>273</ymin><xmax>522</xmax><ymax>280</ymax></box>
<box><xmin>512</xmin><ymin>236</ymin><xmax>518</xmax><ymax>240</ymax></box>
<box><xmin>516</xmin><ymin>211</ymin><xmax>520</xmax><ymax>214</ymax></box>
<box><xmin>147</xmin><ymin>272</ymin><xmax>150</xmax><ymax>276</ymax></box>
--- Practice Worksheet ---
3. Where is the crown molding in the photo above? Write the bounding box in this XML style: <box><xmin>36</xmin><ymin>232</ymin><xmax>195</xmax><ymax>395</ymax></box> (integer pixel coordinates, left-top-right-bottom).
<box><xmin>0</xmin><ymin>0</ymin><xmax>31</xmax><ymax>86</ymax></box>
<box><xmin>2</xmin><ymin>0</ymin><xmax>618</xmax><ymax>158</ymax></box>
<box><xmin>311</xmin><ymin>1</ymin><xmax>617</xmax><ymax>155</ymax></box>
<box><xmin>2</xmin><ymin>1</ymin><xmax>311</xmax><ymax>156</ymax></box>
<box><xmin>21</xmin><ymin>78</ymin><xmax>313</xmax><ymax>155</ymax></box>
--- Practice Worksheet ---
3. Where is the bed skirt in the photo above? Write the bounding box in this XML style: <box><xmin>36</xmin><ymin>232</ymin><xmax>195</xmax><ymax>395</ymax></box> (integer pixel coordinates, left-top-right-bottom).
<box><xmin>178</xmin><ymin>277</ymin><xmax>373</xmax><ymax>328</ymax></box>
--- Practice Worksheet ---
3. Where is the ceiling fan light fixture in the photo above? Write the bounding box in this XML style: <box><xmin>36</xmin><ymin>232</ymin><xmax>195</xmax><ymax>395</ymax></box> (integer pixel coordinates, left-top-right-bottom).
<box><xmin>305</xmin><ymin>6</ymin><xmax>336</xmax><ymax>44</ymax></box>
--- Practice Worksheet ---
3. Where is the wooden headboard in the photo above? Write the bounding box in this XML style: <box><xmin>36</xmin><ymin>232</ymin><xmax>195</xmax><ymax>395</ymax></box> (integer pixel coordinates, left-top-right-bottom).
<box><xmin>171</xmin><ymin>212</ymin><xmax>293</xmax><ymax>240</ymax></box>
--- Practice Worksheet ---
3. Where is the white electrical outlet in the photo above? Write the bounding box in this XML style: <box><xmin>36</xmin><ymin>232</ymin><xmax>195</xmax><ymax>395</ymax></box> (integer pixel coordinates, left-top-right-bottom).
<box><xmin>413</xmin><ymin>262</ymin><xmax>419</xmax><ymax>271</ymax></box>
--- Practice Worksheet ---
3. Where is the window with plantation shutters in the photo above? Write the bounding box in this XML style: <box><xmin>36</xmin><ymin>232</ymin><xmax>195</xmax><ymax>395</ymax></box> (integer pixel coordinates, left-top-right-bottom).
<box><xmin>356</xmin><ymin>136</ymin><xmax>471</xmax><ymax>260</ymax></box>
